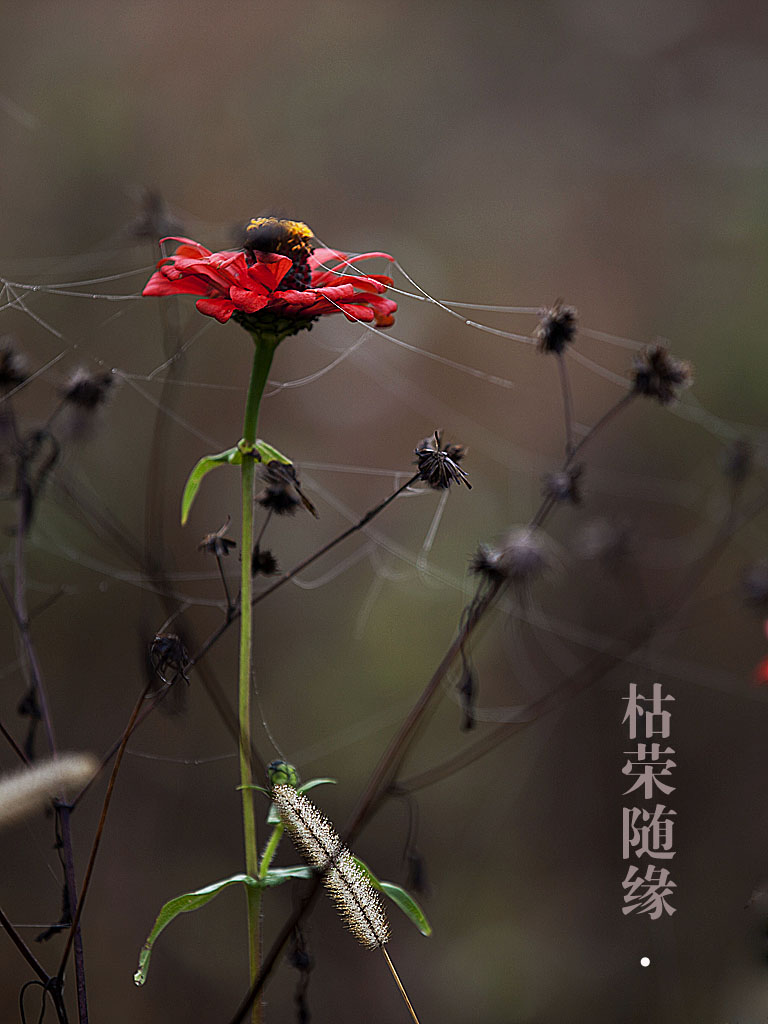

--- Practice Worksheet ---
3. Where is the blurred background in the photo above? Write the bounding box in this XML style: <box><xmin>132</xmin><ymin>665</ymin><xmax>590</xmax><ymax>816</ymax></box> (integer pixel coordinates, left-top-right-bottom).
<box><xmin>1</xmin><ymin>2</ymin><xmax>768</xmax><ymax>1021</ymax></box>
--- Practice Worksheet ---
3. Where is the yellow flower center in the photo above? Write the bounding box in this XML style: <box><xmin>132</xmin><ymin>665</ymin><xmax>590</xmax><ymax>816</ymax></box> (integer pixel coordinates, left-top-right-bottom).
<box><xmin>243</xmin><ymin>217</ymin><xmax>315</xmax><ymax>260</ymax></box>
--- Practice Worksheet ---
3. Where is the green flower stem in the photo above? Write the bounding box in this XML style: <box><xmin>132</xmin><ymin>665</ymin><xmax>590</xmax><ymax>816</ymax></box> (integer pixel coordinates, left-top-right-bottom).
<box><xmin>239</xmin><ymin>338</ymin><xmax>278</xmax><ymax>1022</ymax></box>
<box><xmin>258</xmin><ymin>822</ymin><xmax>284</xmax><ymax>881</ymax></box>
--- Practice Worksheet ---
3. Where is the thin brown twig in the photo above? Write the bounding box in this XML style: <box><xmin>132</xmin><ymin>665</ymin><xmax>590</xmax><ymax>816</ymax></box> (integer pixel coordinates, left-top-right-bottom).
<box><xmin>2</xmin><ymin>411</ymin><xmax>89</xmax><ymax>1023</ymax></box>
<box><xmin>57</xmin><ymin>679</ymin><xmax>153</xmax><ymax>981</ymax></box>
<box><xmin>0</xmin><ymin>905</ymin><xmax>49</xmax><ymax>984</ymax></box>
<box><xmin>0</xmin><ymin>713</ymin><xmax>29</xmax><ymax>765</ymax></box>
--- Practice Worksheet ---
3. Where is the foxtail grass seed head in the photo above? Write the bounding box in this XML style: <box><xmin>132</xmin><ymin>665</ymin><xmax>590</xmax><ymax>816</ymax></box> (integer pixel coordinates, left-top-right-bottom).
<box><xmin>414</xmin><ymin>430</ymin><xmax>471</xmax><ymax>489</ymax></box>
<box><xmin>0</xmin><ymin>337</ymin><xmax>28</xmax><ymax>391</ymax></box>
<box><xmin>630</xmin><ymin>345</ymin><xmax>692</xmax><ymax>405</ymax></box>
<box><xmin>534</xmin><ymin>300</ymin><xmax>578</xmax><ymax>354</ymax></box>
<box><xmin>0</xmin><ymin>754</ymin><xmax>97</xmax><ymax>830</ymax></box>
<box><xmin>198</xmin><ymin>517</ymin><xmax>237</xmax><ymax>557</ymax></box>
<box><xmin>269</xmin><ymin>771</ymin><xmax>390</xmax><ymax>950</ymax></box>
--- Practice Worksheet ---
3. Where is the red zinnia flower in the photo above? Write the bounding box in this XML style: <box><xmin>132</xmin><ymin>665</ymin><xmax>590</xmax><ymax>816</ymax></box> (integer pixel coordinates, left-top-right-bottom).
<box><xmin>142</xmin><ymin>218</ymin><xmax>397</xmax><ymax>340</ymax></box>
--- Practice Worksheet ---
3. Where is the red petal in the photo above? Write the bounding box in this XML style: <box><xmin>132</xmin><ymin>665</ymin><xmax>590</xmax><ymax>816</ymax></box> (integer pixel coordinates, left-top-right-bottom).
<box><xmin>754</xmin><ymin>656</ymin><xmax>768</xmax><ymax>685</ymax></box>
<box><xmin>229</xmin><ymin>288</ymin><xmax>270</xmax><ymax>314</ymax></box>
<box><xmin>163</xmin><ymin>237</ymin><xmax>214</xmax><ymax>258</ymax></box>
<box><xmin>142</xmin><ymin>270</ymin><xmax>209</xmax><ymax>297</ymax></box>
<box><xmin>310</xmin><ymin>248</ymin><xmax>393</xmax><ymax>270</ymax></box>
<box><xmin>249</xmin><ymin>251</ymin><xmax>294</xmax><ymax>289</ymax></box>
<box><xmin>336</xmin><ymin>303</ymin><xmax>376</xmax><ymax>323</ymax></box>
<box><xmin>275</xmin><ymin>289</ymin><xmax>321</xmax><ymax>307</ymax></box>
<box><xmin>195</xmin><ymin>297</ymin><xmax>235</xmax><ymax>322</ymax></box>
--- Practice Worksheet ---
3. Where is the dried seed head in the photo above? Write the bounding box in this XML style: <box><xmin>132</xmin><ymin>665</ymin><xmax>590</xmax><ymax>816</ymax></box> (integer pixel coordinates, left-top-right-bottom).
<box><xmin>149</xmin><ymin>633</ymin><xmax>190</xmax><ymax>685</ymax></box>
<box><xmin>414</xmin><ymin>430</ymin><xmax>471</xmax><ymax>490</ymax></box>
<box><xmin>471</xmin><ymin>529</ymin><xmax>550</xmax><ymax>585</ymax></box>
<box><xmin>469</xmin><ymin>544</ymin><xmax>508</xmax><ymax>584</ymax></box>
<box><xmin>631</xmin><ymin>345</ymin><xmax>692</xmax><ymax>405</ymax></box>
<box><xmin>257</xmin><ymin>461</ymin><xmax>318</xmax><ymax>517</ymax></box>
<box><xmin>0</xmin><ymin>337</ymin><xmax>28</xmax><ymax>391</ymax></box>
<box><xmin>61</xmin><ymin>369</ymin><xmax>114</xmax><ymax>409</ymax></box>
<box><xmin>270</xmin><ymin>780</ymin><xmax>390</xmax><ymax>950</ymax></box>
<box><xmin>498</xmin><ymin>529</ymin><xmax>550</xmax><ymax>581</ymax></box>
<box><xmin>534</xmin><ymin>300</ymin><xmax>578</xmax><ymax>354</ymax></box>
<box><xmin>198</xmin><ymin>517</ymin><xmax>236</xmax><ymax>557</ymax></box>
<box><xmin>252</xmin><ymin>545</ymin><xmax>279</xmax><ymax>577</ymax></box>
<box><xmin>742</xmin><ymin>560</ymin><xmax>768</xmax><ymax>608</ymax></box>
<box><xmin>542</xmin><ymin>465</ymin><xmax>583</xmax><ymax>505</ymax></box>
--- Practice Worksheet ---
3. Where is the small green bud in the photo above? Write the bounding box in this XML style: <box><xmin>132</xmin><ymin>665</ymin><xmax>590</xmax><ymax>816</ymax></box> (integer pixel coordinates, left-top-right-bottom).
<box><xmin>267</xmin><ymin>760</ymin><xmax>299</xmax><ymax>790</ymax></box>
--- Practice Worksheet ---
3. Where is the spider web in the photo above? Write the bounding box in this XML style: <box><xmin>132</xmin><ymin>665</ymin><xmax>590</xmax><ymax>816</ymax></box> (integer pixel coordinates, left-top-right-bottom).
<box><xmin>1</xmin><ymin>212</ymin><xmax>768</xmax><ymax>1024</ymax></box>
<box><xmin>0</xmin><ymin>222</ymin><xmax>765</xmax><ymax>773</ymax></box>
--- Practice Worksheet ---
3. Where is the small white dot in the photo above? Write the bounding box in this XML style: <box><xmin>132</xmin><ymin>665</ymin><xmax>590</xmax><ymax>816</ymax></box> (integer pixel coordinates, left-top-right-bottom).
<box><xmin>640</xmin><ymin>956</ymin><xmax>651</xmax><ymax>967</ymax></box>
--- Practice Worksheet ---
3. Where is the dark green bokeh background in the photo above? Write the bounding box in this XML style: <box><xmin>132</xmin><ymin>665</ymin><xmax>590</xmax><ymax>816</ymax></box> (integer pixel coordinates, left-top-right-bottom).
<box><xmin>1</xmin><ymin>2</ymin><xmax>768</xmax><ymax>1021</ymax></box>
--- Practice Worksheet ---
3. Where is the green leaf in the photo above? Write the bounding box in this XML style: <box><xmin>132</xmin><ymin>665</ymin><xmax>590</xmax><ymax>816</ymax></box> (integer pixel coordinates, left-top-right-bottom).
<box><xmin>134</xmin><ymin>873</ymin><xmax>259</xmax><ymax>986</ymax></box>
<box><xmin>180</xmin><ymin>447</ymin><xmax>240</xmax><ymax>525</ymax></box>
<box><xmin>254</xmin><ymin>440</ymin><xmax>292</xmax><ymax>465</ymax></box>
<box><xmin>379</xmin><ymin>881</ymin><xmax>432</xmax><ymax>937</ymax></box>
<box><xmin>297</xmin><ymin>778</ymin><xmax>336</xmax><ymax>795</ymax></box>
<box><xmin>180</xmin><ymin>440</ymin><xmax>293</xmax><ymax>525</ymax></box>
<box><xmin>262</xmin><ymin>865</ymin><xmax>314</xmax><ymax>886</ymax></box>
<box><xmin>237</xmin><ymin>783</ymin><xmax>271</xmax><ymax>796</ymax></box>
<box><xmin>353</xmin><ymin>857</ymin><xmax>432</xmax><ymax>938</ymax></box>
<box><xmin>267</xmin><ymin>778</ymin><xmax>336</xmax><ymax>824</ymax></box>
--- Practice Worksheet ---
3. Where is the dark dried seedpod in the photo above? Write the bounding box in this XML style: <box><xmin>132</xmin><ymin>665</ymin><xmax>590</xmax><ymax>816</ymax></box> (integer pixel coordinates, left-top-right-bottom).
<box><xmin>534</xmin><ymin>300</ymin><xmax>578</xmax><ymax>354</ymax></box>
<box><xmin>469</xmin><ymin>544</ymin><xmax>507</xmax><ymax>584</ymax></box>
<box><xmin>631</xmin><ymin>345</ymin><xmax>692</xmax><ymax>405</ymax></box>
<box><xmin>0</xmin><ymin>338</ymin><xmax>28</xmax><ymax>391</ymax></box>
<box><xmin>414</xmin><ymin>430</ymin><xmax>471</xmax><ymax>490</ymax></box>
<box><xmin>252</xmin><ymin>545</ymin><xmax>279</xmax><ymax>577</ymax></box>
<box><xmin>542</xmin><ymin>465</ymin><xmax>583</xmax><ymax>504</ymax></box>
<box><xmin>149</xmin><ymin>633</ymin><xmax>190</xmax><ymax>685</ymax></box>
<box><xmin>257</xmin><ymin>461</ymin><xmax>318</xmax><ymax>517</ymax></box>
<box><xmin>199</xmin><ymin>517</ymin><xmax>237</xmax><ymax>557</ymax></box>
<box><xmin>61</xmin><ymin>369</ymin><xmax>114</xmax><ymax>409</ymax></box>
<box><xmin>471</xmin><ymin>530</ymin><xmax>549</xmax><ymax>586</ymax></box>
